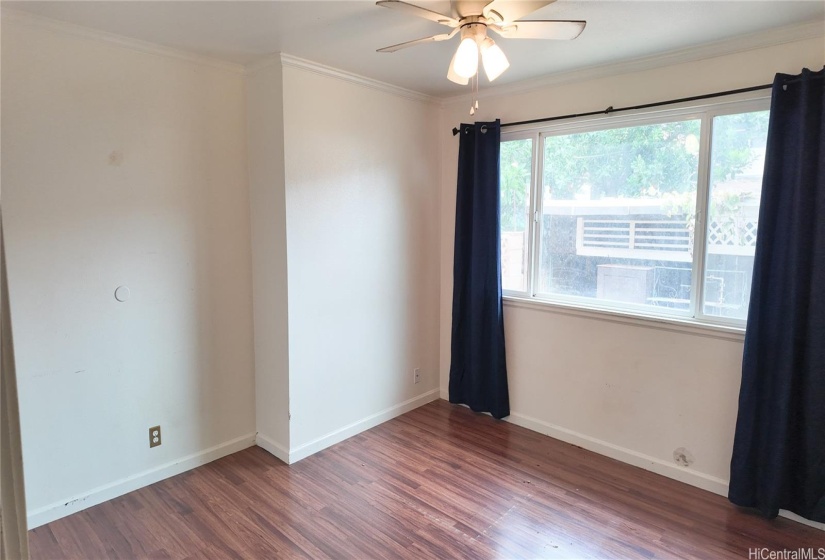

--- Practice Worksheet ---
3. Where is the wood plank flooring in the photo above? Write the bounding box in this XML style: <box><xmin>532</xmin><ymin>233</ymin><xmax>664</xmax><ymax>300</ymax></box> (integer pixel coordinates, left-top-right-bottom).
<box><xmin>29</xmin><ymin>400</ymin><xmax>823</xmax><ymax>559</ymax></box>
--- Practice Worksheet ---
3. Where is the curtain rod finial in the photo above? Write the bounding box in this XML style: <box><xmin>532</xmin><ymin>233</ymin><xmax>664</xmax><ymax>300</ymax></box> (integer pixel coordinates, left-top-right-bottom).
<box><xmin>452</xmin><ymin>127</ymin><xmax>460</xmax><ymax>136</ymax></box>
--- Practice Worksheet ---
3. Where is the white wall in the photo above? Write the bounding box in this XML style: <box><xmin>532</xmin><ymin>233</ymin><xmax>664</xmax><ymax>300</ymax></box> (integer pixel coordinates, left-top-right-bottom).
<box><xmin>247</xmin><ymin>61</ymin><xmax>290</xmax><ymax>458</ymax></box>
<box><xmin>2</xmin><ymin>16</ymin><xmax>444</xmax><ymax>525</ymax></box>
<box><xmin>1</xmin><ymin>18</ymin><xmax>256</xmax><ymax>526</ymax></box>
<box><xmin>439</xmin><ymin>36</ymin><xmax>825</xmax><ymax>498</ymax></box>
<box><xmin>281</xmin><ymin>63</ymin><xmax>441</xmax><ymax>458</ymax></box>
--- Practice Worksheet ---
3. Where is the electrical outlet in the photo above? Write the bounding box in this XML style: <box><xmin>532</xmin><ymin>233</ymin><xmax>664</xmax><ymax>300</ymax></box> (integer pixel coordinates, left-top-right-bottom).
<box><xmin>149</xmin><ymin>426</ymin><xmax>162</xmax><ymax>448</ymax></box>
<box><xmin>414</xmin><ymin>368</ymin><xmax>421</xmax><ymax>384</ymax></box>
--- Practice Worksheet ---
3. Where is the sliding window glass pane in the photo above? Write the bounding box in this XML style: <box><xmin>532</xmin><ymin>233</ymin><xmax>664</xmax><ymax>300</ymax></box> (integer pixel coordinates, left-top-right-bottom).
<box><xmin>703</xmin><ymin>110</ymin><xmax>769</xmax><ymax>320</ymax></box>
<box><xmin>539</xmin><ymin>120</ymin><xmax>701</xmax><ymax>313</ymax></box>
<box><xmin>500</xmin><ymin>138</ymin><xmax>533</xmax><ymax>292</ymax></box>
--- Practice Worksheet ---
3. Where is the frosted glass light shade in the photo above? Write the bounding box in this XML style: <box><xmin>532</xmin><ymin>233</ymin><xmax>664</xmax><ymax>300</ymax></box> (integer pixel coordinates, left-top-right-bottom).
<box><xmin>447</xmin><ymin>48</ymin><xmax>470</xmax><ymax>85</ymax></box>
<box><xmin>452</xmin><ymin>37</ymin><xmax>479</xmax><ymax>79</ymax></box>
<box><xmin>480</xmin><ymin>38</ymin><xmax>510</xmax><ymax>81</ymax></box>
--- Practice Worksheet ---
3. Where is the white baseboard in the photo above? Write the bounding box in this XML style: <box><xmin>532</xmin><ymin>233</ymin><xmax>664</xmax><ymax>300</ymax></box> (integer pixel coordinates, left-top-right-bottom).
<box><xmin>504</xmin><ymin>410</ymin><xmax>730</xmax><ymax>495</ymax></box>
<box><xmin>505</xmin><ymin>413</ymin><xmax>825</xmax><ymax>531</ymax></box>
<box><xmin>255</xmin><ymin>433</ymin><xmax>289</xmax><ymax>464</ymax></box>
<box><xmin>504</xmin><ymin>411</ymin><xmax>824</xmax><ymax>530</ymax></box>
<box><xmin>439</xmin><ymin>397</ymin><xmax>823</xmax><ymax>531</ymax></box>
<box><xmin>28</xmin><ymin>398</ymin><xmax>822</xmax><ymax>533</ymax></box>
<box><xmin>27</xmin><ymin>432</ymin><xmax>256</xmax><ymax>529</ymax></box>
<box><xmin>286</xmin><ymin>389</ymin><xmax>440</xmax><ymax>464</ymax></box>
<box><xmin>779</xmin><ymin>510</ymin><xmax>825</xmax><ymax>531</ymax></box>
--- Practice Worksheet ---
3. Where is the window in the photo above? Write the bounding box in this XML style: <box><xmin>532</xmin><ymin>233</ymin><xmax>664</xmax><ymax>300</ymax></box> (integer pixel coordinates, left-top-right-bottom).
<box><xmin>500</xmin><ymin>99</ymin><xmax>770</xmax><ymax>327</ymax></box>
<box><xmin>500</xmin><ymin>136</ymin><xmax>534</xmax><ymax>292</ymax></box>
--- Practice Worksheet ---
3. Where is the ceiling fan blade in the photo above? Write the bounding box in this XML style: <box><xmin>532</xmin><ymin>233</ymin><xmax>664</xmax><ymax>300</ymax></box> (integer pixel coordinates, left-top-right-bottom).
<box><xmin>376</xmin><ymin>0</ymin><xmax>460</xmax><ymax>27</ymax></box>
<box><xmin>482</xmin><ymin>0</ymin><xmax>557</xmax><ymax>23</ymax></box>
<box><xmin>490</xmin><ymin>20</ymin><xmax>586</xmax><ymax>40</ymax></box>
<box><xmin>377</xmin><ymin>30</ymin><xmax>458</xmax><ymax>53</ymax></box>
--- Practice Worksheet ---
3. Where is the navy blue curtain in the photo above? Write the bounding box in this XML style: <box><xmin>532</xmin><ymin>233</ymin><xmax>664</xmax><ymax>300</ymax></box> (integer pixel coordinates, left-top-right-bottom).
<box><xmin>449</xmin><ymin>120</ymin><xmax>510</xmax><ymax>420</ymax></box>
<box><xmin>729</xmin><ymin>67</ymin><xmax>825</xmax><ymax>522</ymax></box>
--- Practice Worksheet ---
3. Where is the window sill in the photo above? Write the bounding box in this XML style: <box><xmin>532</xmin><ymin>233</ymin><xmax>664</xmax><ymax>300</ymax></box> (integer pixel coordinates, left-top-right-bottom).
<box><xmin>502</xmin><ymin>295</ymin><xmax>746</xmax><ymax>342</ymax></box>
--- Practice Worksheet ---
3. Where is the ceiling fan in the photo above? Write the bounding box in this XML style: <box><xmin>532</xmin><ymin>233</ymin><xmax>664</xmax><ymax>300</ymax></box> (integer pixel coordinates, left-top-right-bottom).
<box><xmin>376</xmin><ymin>0</ymin><xmax>586</xmax><ymax>86</ymax></box>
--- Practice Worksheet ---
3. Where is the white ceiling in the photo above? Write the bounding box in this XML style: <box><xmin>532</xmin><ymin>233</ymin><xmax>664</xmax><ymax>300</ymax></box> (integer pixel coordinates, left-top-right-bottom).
<box><xmin>4</xmin><ymin>1</ymin><xmax>824</xmax><ymax>97</ymax></box>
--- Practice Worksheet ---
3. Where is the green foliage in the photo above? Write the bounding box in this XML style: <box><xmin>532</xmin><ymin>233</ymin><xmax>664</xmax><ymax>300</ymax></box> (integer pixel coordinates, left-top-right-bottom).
<box><xmin>661</xmin><ymin>111</ymin><xmax>768</xmax><ymax>243</ymax></box>
<box><xmin>543</xmin><ymin>120</ymin><xmax>702</xmax><ymax>199</ymax></box>
<box><xmin>500</xmin><ymin>139</ymin><xmax>533</xmax><ymax>231</ymax></box>
<box><xmin>710</xmin><ymin>111</ymin><xmax>769</xmax><ymax>183</ymax></box>
<box><xmin>662</xmin><ymin>189</ymin><xmax>753</xmax><ymax>237</ymax></box>
<box><xmin>498</xmin><ymin>110</ymin><xmax>770</xmax><ymax>234</ymax></box>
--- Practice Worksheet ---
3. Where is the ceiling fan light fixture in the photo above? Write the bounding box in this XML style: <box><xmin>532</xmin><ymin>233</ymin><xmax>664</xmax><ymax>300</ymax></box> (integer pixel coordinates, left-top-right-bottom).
<box><xmin>452</xmin><ymin>36</ymin><xmax>479</xmax><ymax>79</ymax></box>
<box><xmin>480</xmin><ymin>37</ymin><xmax>509</xmax><ymax>81</ymax></box>
<box><xmin>375</xmin><ymin>0</ymin><xmax>586</xmax><ymax>95</ymax></box>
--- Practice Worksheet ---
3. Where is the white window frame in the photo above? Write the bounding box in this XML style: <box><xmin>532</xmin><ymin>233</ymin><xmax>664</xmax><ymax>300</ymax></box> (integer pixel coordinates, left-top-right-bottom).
<box><xmin>501</xmin><ymin>95</ymin><xmax>771</xmax><ymax>334</ymax></box>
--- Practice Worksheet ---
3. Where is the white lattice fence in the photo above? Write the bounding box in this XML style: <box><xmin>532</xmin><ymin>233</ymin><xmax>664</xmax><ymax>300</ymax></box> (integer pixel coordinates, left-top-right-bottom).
<box><xmin>706</xmin><ymin>220</ymin><xmax>758</xmax><ymax>256</ymax></box>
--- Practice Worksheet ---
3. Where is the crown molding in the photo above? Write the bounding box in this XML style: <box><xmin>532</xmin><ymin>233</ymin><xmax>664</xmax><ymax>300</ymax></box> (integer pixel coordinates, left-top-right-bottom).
<box><xmin>442</xmin><ymin>20</ymin><xmax>825</xmax><ymax>104</ymax></box>
<box><xmin>4</xmin><ymin>5</ymin><xmax>819</xmax><ymax>103</ymax></box>
<box><xmin>0</xmin><ymin>7</ymin><xmax>245</xmax><ymax>75</ymax></box>
<box><xmin>244</xmin><ymin>53</ymin><xmax>283</xmax><ymax>76</ymax></box>
<box><xmin>276</xmin><ymin>53</ymin><xmax>437</xmax><ymax>104</ymax></box>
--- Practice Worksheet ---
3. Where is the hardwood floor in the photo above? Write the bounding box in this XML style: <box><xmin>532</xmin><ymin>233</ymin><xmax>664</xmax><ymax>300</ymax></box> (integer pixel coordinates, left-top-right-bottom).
<box><xmin>29</xmin><ymin>400</ymin><xmax>823</xmax><ymax>559</ymax></box>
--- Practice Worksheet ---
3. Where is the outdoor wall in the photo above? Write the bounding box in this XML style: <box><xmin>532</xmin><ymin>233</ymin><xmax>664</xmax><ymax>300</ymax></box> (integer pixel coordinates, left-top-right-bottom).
<box><xmin>1</xmin><ymin>16</ymin><xmax>256</xmax><ymax>527</ymax></box>
<box><xmin>439</xmin><ymin>33</ymin><xmax>825</xmax><ymax>515</ymax></box>
<box><xmin>281</xmin><ymin>61</ymin><xmax>441</xmax><ymax>459</ymax></box>
<box><xmin>247</xmin><ymin>60</ymin><xmax>290</xmax><ymax>459</ymax></box>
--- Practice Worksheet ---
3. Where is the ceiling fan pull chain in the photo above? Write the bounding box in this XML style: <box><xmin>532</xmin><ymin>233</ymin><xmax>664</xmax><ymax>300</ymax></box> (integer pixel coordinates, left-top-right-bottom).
<box><xmin>468</xmin><ymin>64</ymin><xmax>480</xmax><ymax>116</ymax></box>
<box><xmin>469</xmin><ymin>72</ymin><xmax>476</xmax><ymax>115</ymax></box>
<box><xmin>474</xmin><ymin>70</ymin><xmax>480</xmax><ymax>113</ymax></box>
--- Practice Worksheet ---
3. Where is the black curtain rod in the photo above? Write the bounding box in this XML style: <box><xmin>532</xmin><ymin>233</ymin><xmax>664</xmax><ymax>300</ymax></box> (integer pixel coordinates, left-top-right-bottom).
<box><xmin>451</xmin><ymin>83</ymin><xmax>772</xmax><ymax>136</ymax></box>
